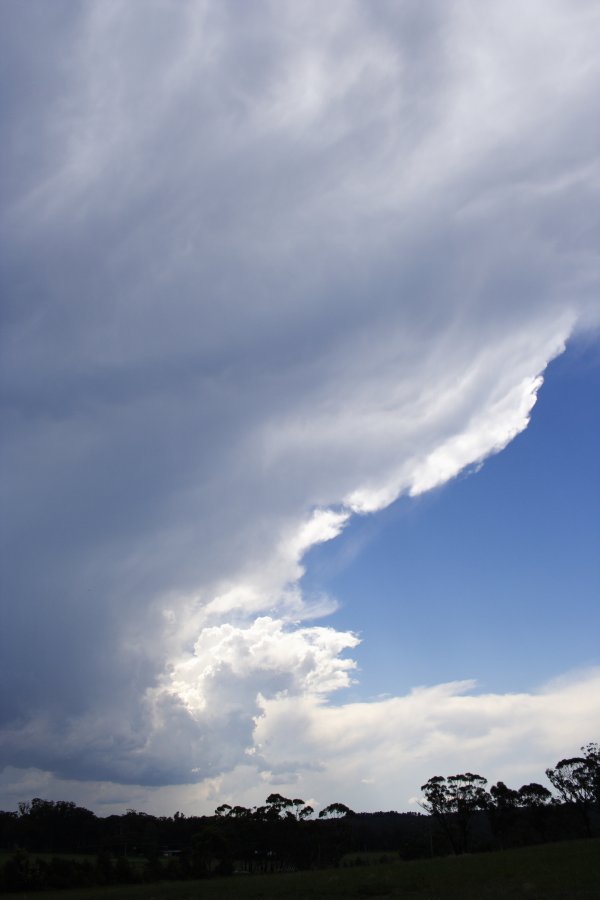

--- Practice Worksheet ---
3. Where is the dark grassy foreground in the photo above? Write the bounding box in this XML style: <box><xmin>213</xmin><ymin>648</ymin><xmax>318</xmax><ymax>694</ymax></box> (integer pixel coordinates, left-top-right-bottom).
<box><xmin>3</xmin><ymin>838</ymin><xmax>599</xmax><ymax>900</ymax></box>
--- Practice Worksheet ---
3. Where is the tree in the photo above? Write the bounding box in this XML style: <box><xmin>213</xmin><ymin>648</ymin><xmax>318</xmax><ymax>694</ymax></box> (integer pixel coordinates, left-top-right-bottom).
<box><xmin>581</xmin><ymin>742</ymin><xmax>600</xmax><ymax>807</ymax></box>
<box><xmin>490</xmin><ymin>781</ymin><xmax>519</xmax><ymax>807</ymax></box>
<box><xmin>289</xmin><ymin>799</ymin><xmax>313</xmax><ymax>820</ymax></box>
<box><xmin>517</xmin><ymin>782</ymin><xmax>554</xmax><ymax>843</ymax></box>
<box><xmin>546</xmin><ymin>742</ymin><xmax>600</xmax><ymax>837</ymax></box>
<box><xmin>191</xmin><ymin>826</ymin><xmax>230</xmax><ymax>876</ymax></box>
<box><xmin>318</xmin><ymin>803</ymin><xmax>354</xmax><ymax>819</ymax></box>
<box><xmin>15</xmin><ymin>798</ymin><xmax>96</xmax><ymax>853</ymax></box>
<box><xmin>489</xmin><ymin>781</ymin><xmax>519</xmax><ymax>848</ymax></box>
<box><xmin>297</xmin><ymin>804</ymin><xmax>314</xmax><ymax>821</ymax></box>
<box><xmin>517</xmin><ymin>783</ymin><xmax>553</xmax><ymax>808</ymax></box>
<box><xmin>214</xmin><ymin>804</ymin><xmax>232</xmax><ymax>817</ymax></box>
<box><xmin>230</xmin><ymin>805</ymin><xmax>252</xmax><ymax>819</ymax></box>
<box><xmin>265</xmin><ymin>793</ymin><xmax>294</xmax><ymax>819</ymax></box>
<box><xmin>420</xmin><ymin>773</ymin><xmax>489</xmax><ymax>854</ymax></box>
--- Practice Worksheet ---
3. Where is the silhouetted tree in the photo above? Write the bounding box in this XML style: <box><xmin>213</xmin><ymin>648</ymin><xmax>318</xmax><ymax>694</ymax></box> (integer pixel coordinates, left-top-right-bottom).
<box><xmin>291</xmin><ymin>798</ymin><xmax>314</xmax><ymax>820</ymax></box>
<box><xmin>546</xmin><ymin>743</ymin><xmax>600</xmax><ymax>837</ymax></box>
<box><xmin>214</xmin><ymin>804</ymin><xmax>232</xmax><ymax>817</ymax></box>
<box><xmin>265</xmin><ymin>793</ymin><xmax>294</xmax><ymax>818</ymax></box>
<box><xmin>420</xmin><ymin>773</ymin><xmax>489</xmax><ymax>854</ymax></box>
<box><xmin>14</xmin><ymin>798</ymin><xmax>97</xmax><ymax>853</ymax></box>
<box><xmin>318</xmin><ymin>803</ymin><xmax>354</xmax><ymax>819</ymax></box>
<box><xmin>517</xmin><ymin>782</ymin><xmax>554</xmax><ymax>842</ymax></box>
<box><xmin>489</xmin><ymin>781</ymin><xmax>519</xmax><ymax>848</ymax></box>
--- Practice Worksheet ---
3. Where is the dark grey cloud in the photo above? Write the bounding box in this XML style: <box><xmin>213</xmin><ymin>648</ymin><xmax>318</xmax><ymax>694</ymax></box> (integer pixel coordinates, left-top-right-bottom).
<box><xmin>1</xmin><ymin>0</ymin><xmax>599</xmax><ymax>794</ymax></box>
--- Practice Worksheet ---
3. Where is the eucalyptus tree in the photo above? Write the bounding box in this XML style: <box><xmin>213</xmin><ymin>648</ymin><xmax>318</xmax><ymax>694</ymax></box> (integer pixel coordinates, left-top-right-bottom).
<box><xmin>546</xmin><ymin>742</ymin><xmax>600</xmax><ymax>837</ymax></box>
<box><xmin>488</xmin><ymin>781</ymin><xmax>519</xmax><ymax>848</ymax></box>
<box><xmin>420</xmin><ymin>773</ymin><xmax>490</xmax><ymax>854</ymax></box>
<box><xmin>318</xmin><ymin>803</ymin><xmax>354</xmax><ymax>819</ymax></box>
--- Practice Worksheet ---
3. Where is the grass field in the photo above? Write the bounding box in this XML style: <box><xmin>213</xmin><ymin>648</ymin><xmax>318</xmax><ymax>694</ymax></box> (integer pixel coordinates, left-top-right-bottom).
<box><xmin>2</xmin><ymin>838</ymin><xmax>599</xmax><ymax>899</ymax></box>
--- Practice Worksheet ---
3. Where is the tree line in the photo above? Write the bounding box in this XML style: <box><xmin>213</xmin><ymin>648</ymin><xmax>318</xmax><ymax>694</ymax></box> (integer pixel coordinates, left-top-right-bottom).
<box><xmin>420</xmin><ymin>742</ymin><xmax>600</xmax><ymax>855</ymax></box>
<box><xmin>0</xmin><ymin>741</ymin><xmax>597</xmax><ymax>892</ymax></box>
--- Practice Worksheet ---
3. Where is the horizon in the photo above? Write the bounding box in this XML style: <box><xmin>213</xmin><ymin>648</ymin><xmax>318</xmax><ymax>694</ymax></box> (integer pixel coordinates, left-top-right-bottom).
<box><xmin>1</xmin><ymin>0</ymin><xmax>599</xmax><ymax>819</ymax></box>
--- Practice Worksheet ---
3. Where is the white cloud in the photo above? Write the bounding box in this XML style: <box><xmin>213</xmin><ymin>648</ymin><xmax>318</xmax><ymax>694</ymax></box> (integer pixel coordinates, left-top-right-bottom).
<box><xmin>159</xmin><ymin>615</ymin><xmax>359</xmax><ymax>717</ymax></box>
<box><xmin>2</xmin><ymin>667</ymin><xmax>599</xmax><ymax>815</ymax></box>
<box><xmin>1</xmin><ymin>0</ymin><xmax>599</xmax><ymax>804</ymax></box>
<box><xmin>223</xmin><ymin>666</ymin><xmax>600</xmax><ymax>814</ymax></box>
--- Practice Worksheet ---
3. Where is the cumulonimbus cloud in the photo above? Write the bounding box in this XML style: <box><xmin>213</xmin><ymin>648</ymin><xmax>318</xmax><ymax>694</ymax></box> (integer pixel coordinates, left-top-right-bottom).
<box><xmin>2</xmin><ymin>667</ymin><xmax>599</xmax><ymax>816</ymax></box>
<box><xmin>1</xmin><ymin>0</ymin><xmax>599</xmax><ymax>804</ymax></box>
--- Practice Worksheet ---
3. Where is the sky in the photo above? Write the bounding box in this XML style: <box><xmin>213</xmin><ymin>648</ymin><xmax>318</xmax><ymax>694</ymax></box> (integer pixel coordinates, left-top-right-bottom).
<box><xmin>1</xmin><ymin>0</ymin><xmax>599</xmax><ymax>817</ymax></box>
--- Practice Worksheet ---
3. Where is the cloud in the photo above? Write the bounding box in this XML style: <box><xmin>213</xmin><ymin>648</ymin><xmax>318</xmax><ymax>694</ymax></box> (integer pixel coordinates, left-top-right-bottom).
<box><xmin>1</xmin><ymin>0</ymin><xmax>599</xmax><ymax>802</ymax></box>
<box><xmin>250</xmin><ymin>667</ymin><xmax>600</xmax><ymax>812</ymax></box>
<box><xmin>2</xmin><ymin>666</ymin><xmax>599</xmax><ymax>815</ymax></box>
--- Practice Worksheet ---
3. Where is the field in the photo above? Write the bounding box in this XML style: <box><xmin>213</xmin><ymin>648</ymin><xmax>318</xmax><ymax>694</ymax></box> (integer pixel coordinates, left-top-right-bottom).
<box><xmin>2</xmin><ymin>838</ymin><xmax>599</xmax><ymax>900</ymax></box>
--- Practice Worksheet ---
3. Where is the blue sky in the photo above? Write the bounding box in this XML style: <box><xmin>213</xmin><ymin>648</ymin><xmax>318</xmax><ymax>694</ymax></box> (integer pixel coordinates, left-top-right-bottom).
<box><xmin>303</xmin><ymin>339</ymin><xmax>600</xmax><ymax>698</ymax></box>
<box><xmin>1</xmin><ymin>0</ymin><xmax>599</xmax><ymax>816</ymax></box>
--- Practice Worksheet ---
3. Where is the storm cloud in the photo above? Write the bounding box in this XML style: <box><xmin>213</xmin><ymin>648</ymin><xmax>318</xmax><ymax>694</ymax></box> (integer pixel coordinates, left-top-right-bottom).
<box><xmin>1</xmin><ymin>0</ymin><xmax>599</xmax><ymax>806</ymax></box>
